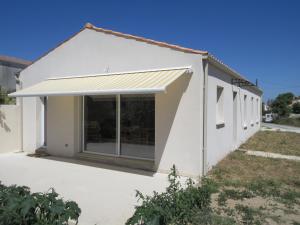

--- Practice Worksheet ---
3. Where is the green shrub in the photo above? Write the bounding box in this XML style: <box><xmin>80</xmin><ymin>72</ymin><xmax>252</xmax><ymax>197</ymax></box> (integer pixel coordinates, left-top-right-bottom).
<box><xmin>0</xmin><ymin>182</ymin><xmax>81</xmax><ymax>225</ymax></box>
<box><xmin>126</xmin><ymin>165</ymin><xmax>219</xmax><ymax>225</ymax></box>
<box><xmin>0</xmin><ymin>86</ymin><xmax>15</xmax><ymax>105</ymax></box>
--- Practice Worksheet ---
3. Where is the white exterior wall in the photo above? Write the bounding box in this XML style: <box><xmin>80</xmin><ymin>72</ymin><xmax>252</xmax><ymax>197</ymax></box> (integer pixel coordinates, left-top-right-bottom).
<box><xmin>47</xmin><ymin>96</ymin><xmax>78</xmax><ymax>157</ymax></box>
<box><xmin>0</xmin><ymin>105</ymin><xmax>21</xmax><ymax>152</ymax></box>
<box><xmin>19</xmin><ymin>28</ymin><xmax>204</xmax><ymax>177</ymax></box>
<box><xmin>206</xmin><ymin>63</ymin><xmax>262</xmax><ymax>169</ymax></box>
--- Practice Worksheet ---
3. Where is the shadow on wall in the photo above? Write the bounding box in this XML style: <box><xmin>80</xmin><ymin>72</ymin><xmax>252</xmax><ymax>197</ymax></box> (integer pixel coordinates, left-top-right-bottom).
<box><xmin>0</xmin><ymin>109</ymin><xmax>11</xmax><ymax>132</ymax></box>
<box><xmin>155</xmin><ymin>73</ymin><xmax>191</xmax><ymax>171</ymax></box>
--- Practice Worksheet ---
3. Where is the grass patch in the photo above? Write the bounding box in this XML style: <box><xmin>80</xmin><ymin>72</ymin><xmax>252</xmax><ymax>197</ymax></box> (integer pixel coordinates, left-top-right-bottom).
<box><xmin>210</xmin><ymin>151</ymin><xmax>300</xmax><ymax>187</ymax></box>
<box><xmin>274</xmin><ymin>117</ymin><xmax>300</xmax><ymax>128</ymax></box>
<box><xmin>241</xmin><ymin>131</ymin><xmax>300</xmax><ymax>156</ymax></box>
<box><xmin>208</xmin><ymin>151</ymin><xmax>300</xmax><ymax>224</ymax></box>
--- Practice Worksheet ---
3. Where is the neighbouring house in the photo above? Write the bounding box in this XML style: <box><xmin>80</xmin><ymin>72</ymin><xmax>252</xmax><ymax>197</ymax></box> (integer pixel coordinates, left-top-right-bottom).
<box><xmin>263</xmin><ymin>102</ymin><xmax>271</xmax><ymax>112</ymax></box>
<box><xmin>292</xmin><ymin>97</ymin><xmax>300</xmax><ymax>105</ymax></box>
<box><xmin>10</xmin><ymin>23</ymin><xmax>262</xmax><ymax>177</ymax></box>
<box><xmin>0</xmin><ymin>55</ymin><xmax>31</xmax><ymax>93</ymax></box>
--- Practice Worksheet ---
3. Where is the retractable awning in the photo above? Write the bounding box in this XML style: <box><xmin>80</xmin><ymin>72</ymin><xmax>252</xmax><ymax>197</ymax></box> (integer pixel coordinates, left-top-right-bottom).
<box><xmin>10</xmin><ymin>67</ymin><xmax>192</xmax><ymax>97</ymax></box>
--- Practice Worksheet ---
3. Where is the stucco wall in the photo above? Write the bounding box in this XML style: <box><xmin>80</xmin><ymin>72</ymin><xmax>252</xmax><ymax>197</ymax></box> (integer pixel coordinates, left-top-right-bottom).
<box><xmin>46</xmin><ymin>96</ymin><xmax>76</xmax><ymax>157</ymax></box>
<box><xmin>0</xmin><ymin>105</ymin><xmax>21</xmax><ymax>152</ymax></box>
<box><xmin>206</xmin><ymin>63</ymin><xmax>262</xmax><ymax>169</ymax></box>
<box><xmin>19</xmin><ymin>28</ymin><xmax>204</xmax><ymax>177</ymax></box>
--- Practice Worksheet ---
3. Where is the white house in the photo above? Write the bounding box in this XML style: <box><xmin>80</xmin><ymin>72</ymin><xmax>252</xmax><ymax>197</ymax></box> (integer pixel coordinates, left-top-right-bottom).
<box><xmin>10</xmin><ymin>23</ymin><xmax>262</xmax><ymax>178</ymax></box>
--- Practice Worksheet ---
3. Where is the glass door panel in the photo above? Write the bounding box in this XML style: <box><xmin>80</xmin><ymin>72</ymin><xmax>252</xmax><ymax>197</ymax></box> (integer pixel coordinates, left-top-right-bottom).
<box><xmin>84</xmin><ymin>95</ymin><xmax>117</xmax><ymax>155</ymax></box>
<box><xmin>120</xmin><ymin>94</ymin><xmax>155</xmax><ymax>159</ymax></box>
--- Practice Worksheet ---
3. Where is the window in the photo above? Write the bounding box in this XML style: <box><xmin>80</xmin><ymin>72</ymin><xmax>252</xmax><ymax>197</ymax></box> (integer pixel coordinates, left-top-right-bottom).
<box><xmin>216</xmin><ymin>86</ymin><xmax>224</xmax><ymax>126</ymax></box>
<box><xmin>83</xmin><ymin>94</ymin><xmax>155</xmax><ymax>160</ymax></box>
<box><xmin>251</xmin><ymin>97</ymin><xmax>254</xmax><ymax>125</ymax></box>
<box><xmin>256</xmin><ymin>98</ymin><xmax>259</xmax><ymax>123</ymax></box>
<box><xmin>244</xmin><ymin>95</ymin><xmax>247</xmax><ymax>127</ymax></box>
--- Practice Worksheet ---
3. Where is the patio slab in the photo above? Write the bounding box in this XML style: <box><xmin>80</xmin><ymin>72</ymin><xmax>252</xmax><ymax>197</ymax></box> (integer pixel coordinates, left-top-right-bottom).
<box><xmin>0</xmin><ymin>152</ymin><xmax>171</xmax><ymax>225</ymax></box>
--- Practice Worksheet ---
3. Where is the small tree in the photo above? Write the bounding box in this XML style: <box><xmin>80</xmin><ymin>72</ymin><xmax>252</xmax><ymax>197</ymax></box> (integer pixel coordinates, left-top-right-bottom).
<box><xmin>271</xmin><ymin>99</ymin><xmax>291</xmax><ymax>117</ymax></box>
<box><xmin>293</xmin><ymin>102</ymin><xmax>300</xmax><ymax>114</ymax></box>
<box><xmin>271</xmin><ymin>92</ymin><xmax>294</xmax><ymax>117</ymax></box>
<box><xmin>276</xmin><ymin>92</ymin><xmax>294</xmax><ymax>104</ymax></box>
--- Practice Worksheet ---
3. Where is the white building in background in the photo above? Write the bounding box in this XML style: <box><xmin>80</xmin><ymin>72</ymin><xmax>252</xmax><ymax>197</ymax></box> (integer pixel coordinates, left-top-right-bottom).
<box><xmin>11</xmin><ymin>23</ymin><xmax>262</xmax><ymax>177</ymax></box>
<box><xmin>0</xmin><ymin>55</ymin><xmax>31</xmax><ymax>92</ymax></box>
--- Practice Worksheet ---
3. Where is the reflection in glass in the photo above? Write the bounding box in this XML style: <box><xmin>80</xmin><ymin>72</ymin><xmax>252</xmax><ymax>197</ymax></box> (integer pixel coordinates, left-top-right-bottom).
<box><xmin>120</xmin><ymin>95</ymin><xmax>155</xmax><ymax>159</ymax></box>
<box><xmin>84</xmin><ymin>95</ymin><xmax>117</xmax><ymax>155</ymax></box>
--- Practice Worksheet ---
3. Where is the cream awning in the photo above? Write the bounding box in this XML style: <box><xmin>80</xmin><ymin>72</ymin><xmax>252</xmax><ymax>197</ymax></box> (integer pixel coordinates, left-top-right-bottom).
<box><xmin>10</xmin><ymin>67</ymin><xmax>192</xmax><ymax>97</ymax></box>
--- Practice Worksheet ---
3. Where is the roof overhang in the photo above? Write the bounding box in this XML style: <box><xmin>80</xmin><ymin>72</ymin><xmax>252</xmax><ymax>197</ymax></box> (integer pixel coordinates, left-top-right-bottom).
<box><xmin>204</xmin><ymin>54</ymin><xmax>263</xmax><ymax>95</ymax></box>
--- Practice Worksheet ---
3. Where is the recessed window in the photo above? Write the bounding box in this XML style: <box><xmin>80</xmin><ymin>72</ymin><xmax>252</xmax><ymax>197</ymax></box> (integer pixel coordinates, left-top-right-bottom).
<box><xmin>256</xmin><ymin>98</ymin><xmax>259</xmax><ymax>123</ymax></box>
<box><xmin>251</xmin><ymin>97</ymin><xmax>254</xmax><ymax>125</ymax></box>
<box><xmin>216</xmin><ymin>86</ymin><xmax>224</xmax><ymax>126</ymax></box>
<box><xmin>244</xmin><ymin>95</ymin><xmax>247</xmax><ymax>127</ymax></box>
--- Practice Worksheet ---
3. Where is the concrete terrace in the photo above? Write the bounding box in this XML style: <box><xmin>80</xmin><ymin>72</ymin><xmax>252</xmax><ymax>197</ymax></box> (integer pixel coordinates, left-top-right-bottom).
<box><xmin>0</xmin><ymin>152</ymin><xmax>172</xmax><ymax>225</ymax></box>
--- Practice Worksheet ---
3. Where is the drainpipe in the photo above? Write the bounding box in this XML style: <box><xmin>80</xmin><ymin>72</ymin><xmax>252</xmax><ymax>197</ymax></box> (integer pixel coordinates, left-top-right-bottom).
<box><xmin>201</xmin><ymin>56</ymin><xmax>209</xmax><ymax>176</ymax></box>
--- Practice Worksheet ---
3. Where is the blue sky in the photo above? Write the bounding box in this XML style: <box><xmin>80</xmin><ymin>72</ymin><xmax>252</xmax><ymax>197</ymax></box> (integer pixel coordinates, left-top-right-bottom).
<box><xmin>1</xmin><ymin>0</ymin><xmax>299</xmax><ymax>100</ymax></box>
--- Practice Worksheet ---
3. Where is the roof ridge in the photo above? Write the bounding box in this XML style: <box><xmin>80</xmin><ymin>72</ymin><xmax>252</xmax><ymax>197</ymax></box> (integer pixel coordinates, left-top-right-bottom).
<box><xmin>84</xmin><ymin>23</ymin><xmax>208</xmax><ymax>55</ymax></box>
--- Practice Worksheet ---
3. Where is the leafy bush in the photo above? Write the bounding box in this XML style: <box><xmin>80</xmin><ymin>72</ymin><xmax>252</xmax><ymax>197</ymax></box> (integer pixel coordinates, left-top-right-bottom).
<box><xmin>0</xmin><ymin>182</ymin><xmax>81</xmax><ymax>225</ymax></box>
<box><xmin>126</xmin><ymin>165</ymin><xmax>221</xmax><ymax>225</ymax></box>
<box><xmin>271</xmin><ymin>92</ymin><xmax>295</xmax><ymax>117</ymax></box>
<box><xmin>0</xmin><ymin>86</ymin><xmax>15</xmax><ymax>105</ymax></box>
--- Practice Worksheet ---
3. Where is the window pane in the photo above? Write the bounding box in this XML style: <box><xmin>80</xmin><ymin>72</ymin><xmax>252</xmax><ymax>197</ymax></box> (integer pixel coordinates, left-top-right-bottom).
<box><xmin>84</xmin><ymin>95</ymin><xmax>117</xmax><ymax>155</ymax></box>
<box><xmin>120</xmin><ymin>95</ymin><xmax>155</xmax><ymax>159</ymax></box>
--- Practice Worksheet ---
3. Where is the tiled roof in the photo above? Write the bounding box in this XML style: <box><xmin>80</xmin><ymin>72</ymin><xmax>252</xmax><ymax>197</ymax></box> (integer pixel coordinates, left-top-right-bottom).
<box><xmin>85</xmin><ymin>23</ymin><xmax>208</xmax><ymax>55</ymax></box>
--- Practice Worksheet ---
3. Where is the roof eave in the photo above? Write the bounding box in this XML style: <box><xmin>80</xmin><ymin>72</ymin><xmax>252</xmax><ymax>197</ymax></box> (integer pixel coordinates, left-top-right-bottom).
<box><xmin>204</xmin><ymin>54</ymin><xmax>263</xmax><ymax>94</ymax></box>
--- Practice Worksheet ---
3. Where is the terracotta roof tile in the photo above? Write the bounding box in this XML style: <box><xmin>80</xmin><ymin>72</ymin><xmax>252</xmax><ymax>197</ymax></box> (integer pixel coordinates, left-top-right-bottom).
<box><xmin>85</xmin><ymin>23</ymin><xmax>208</xmax><ymax>55</ymax></box>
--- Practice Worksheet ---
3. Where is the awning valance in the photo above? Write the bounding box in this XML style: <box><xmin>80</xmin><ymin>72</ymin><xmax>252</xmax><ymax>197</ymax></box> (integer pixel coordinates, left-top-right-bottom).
<box><xmin>10</xmin><ymin>67</ymin><xmax>192</xmax><ymax>97</ymax></box>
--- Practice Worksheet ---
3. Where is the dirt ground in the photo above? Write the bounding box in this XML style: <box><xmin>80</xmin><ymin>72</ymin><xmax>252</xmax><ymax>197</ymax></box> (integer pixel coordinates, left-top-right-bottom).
<box><xmin>207</xmin><ymin>131</ymin><xmax>300</xmax><ymax>225</ymax></box>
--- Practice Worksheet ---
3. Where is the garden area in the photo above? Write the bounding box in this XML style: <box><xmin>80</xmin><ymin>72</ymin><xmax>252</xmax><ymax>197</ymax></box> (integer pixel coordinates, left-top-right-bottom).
<box><xmin>127</xmin><ymin>130</ymin><xmax>300</xmax><ymax>225</ymax></box>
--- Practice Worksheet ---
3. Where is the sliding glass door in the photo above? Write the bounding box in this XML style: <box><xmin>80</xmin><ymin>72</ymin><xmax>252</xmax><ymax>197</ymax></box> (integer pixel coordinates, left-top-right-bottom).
<box><xmin>120</xmin><ymin>95</ymin><xmax>155</xmax><ymax>159</ymax></box>
<box><xmin>83</xmin><ymin>94</ymin><xmax>155</xmax><ymax>160</ymax></box>
<box><xmin>83</xmin><ymin>95</ymin><xmax>117</xmax><ymax>155</ymax></box>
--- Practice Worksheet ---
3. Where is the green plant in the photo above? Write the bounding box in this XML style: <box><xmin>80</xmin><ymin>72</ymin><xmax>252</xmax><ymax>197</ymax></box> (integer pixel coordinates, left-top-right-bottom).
<box><xmin>0</xmin><ymin>182</ymin><xmax>81</xmax><ymax>225</ymax></box>
<box><xmin>126</xmin><ymin>165</ymin><xmax>217</xmax><ymax>225</ymax></box>
<box><xmin>271</xmin><ymin>92</ymin><xmax>294</xmax><ymax>117</ymax></box>
<box><xmin>246</xmin><ymin>178</ymin><xmax>281</xmax><ymax>198</ymax></box>
<box><xmin>0</xmin><ymin>86</ymin><xmax>15</xmax><ymax>105</ymax></box>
